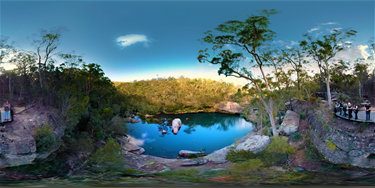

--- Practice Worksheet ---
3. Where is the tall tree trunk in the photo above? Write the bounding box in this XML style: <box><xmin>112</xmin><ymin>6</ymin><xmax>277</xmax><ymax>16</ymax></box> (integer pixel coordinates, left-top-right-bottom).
<box><xmin>297</xmin><ymin>71</ymin><xmax>300</xmax><ymax>91</ymax></box>
<box><xmin>326</xmin><ymin>74</ymin><xmax>332</xmax><ymax>110</ymax></box>
<box><xmin>8</xmin><ymin>73</ymin><xmax>11</xmax><ymax>95</ymax></box>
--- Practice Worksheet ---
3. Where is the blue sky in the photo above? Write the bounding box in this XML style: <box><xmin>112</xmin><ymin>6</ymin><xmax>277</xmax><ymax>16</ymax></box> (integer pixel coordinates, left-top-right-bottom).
<box><xmin>1</xmin><ymin>0</ymin><xmax>374</xmax><ymax>86</ymax></box>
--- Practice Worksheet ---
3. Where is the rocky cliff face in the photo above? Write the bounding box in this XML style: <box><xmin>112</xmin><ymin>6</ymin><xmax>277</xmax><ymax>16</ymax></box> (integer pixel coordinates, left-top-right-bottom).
<box><xmin>0</xmin><ymin>106</ymin><xmax>63</xmax><ymax>168</ymax></box>
<box><xmin>214</xmin><ymin>101</ymin><xmax>243</xmax><ymax>114</ymax></box>
<box><xmin>291</xmin><ymin>100</ymin><xmax>375</xmax><ymax>168</ymax></box>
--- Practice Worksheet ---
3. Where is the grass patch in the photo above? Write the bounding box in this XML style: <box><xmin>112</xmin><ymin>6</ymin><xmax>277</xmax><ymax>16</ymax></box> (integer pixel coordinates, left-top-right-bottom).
<box><xmin>154</xmin><ymin>169</ymin><xmax>213</xmax><ymax>183</ymax></box>
<box><xmin>268</xmin><ymin>171</ymin><xmax>315</xmax><ymax>183</ymax></box>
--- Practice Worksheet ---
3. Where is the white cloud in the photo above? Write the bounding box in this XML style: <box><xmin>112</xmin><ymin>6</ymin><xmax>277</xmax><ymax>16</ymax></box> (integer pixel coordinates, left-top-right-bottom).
<box><xmin>321</xmin><ymin>22</ymin><xmax>339</xmax><ymax>25</ymax></box>
<box><xmin>116</xmin><ymin>34</ymin><xmax>149</xmax><ymax>48</ymax></box>
<box><xmin>308</xmin><ymin>27</ymin><xmax>320</xmax><ymax>33</ymax></box>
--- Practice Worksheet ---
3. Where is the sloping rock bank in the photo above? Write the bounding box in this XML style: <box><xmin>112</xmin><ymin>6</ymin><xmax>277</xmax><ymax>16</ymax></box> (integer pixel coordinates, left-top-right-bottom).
<box><xmin>0</xmin><ymin>106</ymin><xmax>63</xmax><ymax>168</ymax></box>
<box><xmin>291</xmin><ymin>100</ymin><xmax>375</xmax><ymax>168</ymax></box>
<box><xmin>119</xmin><ymin>130</ymin><xmax>271</xmax><ymax>174</ymax></box>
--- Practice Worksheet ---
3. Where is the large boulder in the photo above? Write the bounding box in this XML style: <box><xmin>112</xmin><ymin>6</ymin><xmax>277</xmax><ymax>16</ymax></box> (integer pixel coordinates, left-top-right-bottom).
<box><xmin>116</xmin><ymin>135</ymin><xmax>145</xmax><ymax>155</ymax></box>
<box><xmin>279</xmin><ymin>110</ymin><xmax>300</xmax><ymax>135</ymax></box>
<box><xmin>215</xmin><ymin>102</ymin><xmax>243</xmax><ymax>114</ymax></box>
<box><xmin>235</xmin><ymin>135</ymin><xmax>271</xmax><ymax>154</ymax></box>
<box><xmin>178</xmin><ymin>150</ymin><xmax>207</xmax><ymax>158</ymax></box>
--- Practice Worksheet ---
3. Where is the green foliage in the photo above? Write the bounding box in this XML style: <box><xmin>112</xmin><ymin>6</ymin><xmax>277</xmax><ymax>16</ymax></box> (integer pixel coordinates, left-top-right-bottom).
<box><xmin>89</xmin><ymin>138</ymin><xmax>125</xmax><ymax>173</ymax></box>
<box><xmin>7</xmin><ymin>157</ymin><xmax>67</xmax><ymax>175</ymax></box>
<box><xmin>115</xmin><ymin>77</ymin><xmax>243</xmax><ymax>115</ymax></box>
<box><xmin>229</xmin><ymin>159</ymin><xmax>264</xmax><ymax>175</ymax></box>
<box><xmin>326</xmin><ymin>140</ymin><xmax>337</xmax><ymax>150</ymax></box>
<box><xmin>226</xmin><ymin>149</ymin><xmax>258</xmax><ymax>163</ymax></box>
<box><xmin>106</xmin><ymin>115</ymin><xmax>128</xmax><ymax>137</ymax></box>
<box><xmin>290</xmin><ymin>132</ymin><xmax>302</xmax><ymax>142</ymax></box>
<box><xmin>299</xmin><ymin>113</ymin><xmax>306</xmax><ymax>120</ymax></box>
<box><xmin>265</xmin><ymin>136</ymin><xmax>296</xmax><ymax>155</ymax></box>
<box><xmin>34</xmin><ymin>123</ymin><xmax>58</xmax><ymax>153</ymax></box>
<box><xmin>359</xmin><ymin>122</ymin><xmax>369</xmax><ymax>132</ymax></box>
<box><xmin>102</xmin><ymin>107</ymin><xmax>114</xmax><ymax>120</ymax></box>
<box><xmin>226</xmin><ymin>136</ymin><xmax>295</xmax><ymax>166</ymax></box>
<box><xmin>304</xmin><ymin>137</ymin><xmax>324</xmax><ymax>162</ymax></box>
<box><xmin>154</xmin><ymin>169</ymin><xmax>212</xmax><ymax>183</ymax></box>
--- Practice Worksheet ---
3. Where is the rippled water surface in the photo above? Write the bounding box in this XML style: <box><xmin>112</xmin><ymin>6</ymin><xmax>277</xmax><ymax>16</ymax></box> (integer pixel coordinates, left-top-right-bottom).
<box><xmin>126</xmin><ymin>113</ymin><xmax>254</xmax><ymax>158</ymax></box>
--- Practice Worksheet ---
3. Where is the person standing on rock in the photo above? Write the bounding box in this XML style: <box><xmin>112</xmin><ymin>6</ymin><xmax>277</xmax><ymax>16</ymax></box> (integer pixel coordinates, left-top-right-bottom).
<box><xmin>353</xmin><ymin>103</ymin><xmax>359</xmax><ymax>120</ymax></box>
<box><xmin>364</xmin><ymin>101</ymin><xmax>371</xmax><ymax>121</ymax></box>
<box><xmin>4</xmin><ymin>101</ymin><xmax>10</xmax><ymax>121</ymax></box>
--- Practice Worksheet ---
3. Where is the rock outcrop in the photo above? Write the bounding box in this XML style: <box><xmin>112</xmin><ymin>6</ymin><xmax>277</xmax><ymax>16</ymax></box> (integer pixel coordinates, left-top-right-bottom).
<box><xmin>178</xmin><ymin>150</ymin><xmax>207</xmax><ymax>158</ymax></box>
<box><xmin>116</xmin><ymin>135</ymin><xmax>145</xmax><ymax>155</ymax></box>
<box><xmin>214</xmin><ymin>102</ymin><xmax>243</xmax><ymax>114</ymax></box>
<box><xmin>235</xmin><ymin>135</ymin><xmax>271</xmax><ymax>154</ymax></box>
<box><xmin>291</xmin><ymin>100</ymin><xmax>375</xmax><ymax>168</ymax></box>
<box><xmin>279</xmin><ymin>110</ymin><xmax>300</xmax><ymax>135</ymax></box>
<box><xmin>0</xmin><ymin>106</ymin><xmax>63</xmax><ymax>168</ymax></box>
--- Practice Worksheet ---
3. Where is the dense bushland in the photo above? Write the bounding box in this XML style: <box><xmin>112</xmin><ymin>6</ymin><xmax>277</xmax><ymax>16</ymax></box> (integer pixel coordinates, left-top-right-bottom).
<box><xmin>114</xmin><ymin>77</ymin><xmax>251</xmax><ymax>114</ymax></box>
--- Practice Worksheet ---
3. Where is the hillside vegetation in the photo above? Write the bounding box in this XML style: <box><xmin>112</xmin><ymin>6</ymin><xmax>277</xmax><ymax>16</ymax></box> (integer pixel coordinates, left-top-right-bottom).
<box><xmin>114</xmin><ymin>76</ymin><xmax>251</xmax><ymax>115</ymax></box>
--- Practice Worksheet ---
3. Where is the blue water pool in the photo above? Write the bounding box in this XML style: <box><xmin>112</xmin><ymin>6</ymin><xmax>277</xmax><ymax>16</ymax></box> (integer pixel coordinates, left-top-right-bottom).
<box><xmin>125</xmin><ymin>113</ymin><xmax>254</xmax><ymax>158</ymax></box>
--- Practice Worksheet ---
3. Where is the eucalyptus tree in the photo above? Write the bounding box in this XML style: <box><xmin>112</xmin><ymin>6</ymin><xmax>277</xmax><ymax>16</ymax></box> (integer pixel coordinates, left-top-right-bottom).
<box><xmin>278</xmin><ymin>47</ymin><xmax>309</xmax><ymax>91</ymax></box>
<box><xmin>29</xmin><ymin>27</ymin><xmax>68</xmax><ymax>89</ymax></box>
<box><xmin>0</xmin><ymin>35</ymin><xmax>17</xmax><ymax>99</ymax></box>
<box><xmin>300</xmin><ymin>29</ymin><xmax>357</xmax><ymax>109</ymax></box>
<box><xmin>259</xmin><ymin>49</ymin><xmax>284</xmax><ymax>90</ymax></box>
<box><xmin>197</xmin><ymin>9</ymin><xmax>280</xmax><ymax>136</ymax></box>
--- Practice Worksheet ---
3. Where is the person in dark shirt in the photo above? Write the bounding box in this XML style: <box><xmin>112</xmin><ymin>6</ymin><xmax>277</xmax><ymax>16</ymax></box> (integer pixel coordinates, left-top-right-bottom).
<box><xmin>335</xmin><ymin>102</ymin><xmax>340</xmax><ymax>114</ymax></box>
<box><xmin>348</xmin><ymin>102</ymin><xmax>352</xmax><ymax>120</ymax></box>
<box><xmin>339</xmin><ymin>101</ymin><xmax>343</xmax><ymax>115</ymax></box>
<box><xmin>364</xmin><ymin>101</ymin><xmax>371</xmax><ymax>121</ymax></box>
<box><xmin>353</xmin><ymin>103</ymin><xmax>359</xmax><ymax>120</ymax></box>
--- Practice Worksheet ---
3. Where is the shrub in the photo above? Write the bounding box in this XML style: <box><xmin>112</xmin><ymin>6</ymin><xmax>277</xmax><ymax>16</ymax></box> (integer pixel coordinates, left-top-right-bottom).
<box><xmin>265</xmin><ymin>136</ymin><xmax>296</xmax><ymax>155</ymax></box>
<box><xmin>89</xmin><ymin>138</ymin><xmax>125</xmax><ymax>172</ymax></box>
<box><xmin>102</xmin><ymin>107</ymin><xmax>114</xmax><ymax>120</ymax></box>
<box><xmin>326</xmin><ymin>140</ymin><xmax>337</xmax><ymax>150</ymax></box>
<box><xmin>226</xmin><ymin>149</ymin><xmax>258</xmax><ymax>163</ymax></box>
<box><xmin>107</xmin><ymin>115</ymin><xmax>128</xmax><ymax>137</ymax></box>
<box><xmin>304</xmin><ymin>137</ymin><xmax>324</xmax><ymax>162</ymax></box>
<box><xmin>226</xmin><ymin>136</ymin><xmax>295</xmax><ymax>166</ymax></box>
<box><xmin>34</xmin><ymin>123</ymin><xmax>58</xmax><ymax>153</ymax></box>
<box><xmin>290</xmin><ymin>132</ymin><xmax>302</xmax><ymax>142</ymax></box>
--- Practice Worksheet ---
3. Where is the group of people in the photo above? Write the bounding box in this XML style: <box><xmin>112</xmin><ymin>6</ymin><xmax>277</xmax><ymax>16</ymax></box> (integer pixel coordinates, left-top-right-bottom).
<box><xmin>335</xmin><ymin>100</ymin><xmax>372</xmax><ymax>121</ymax></box>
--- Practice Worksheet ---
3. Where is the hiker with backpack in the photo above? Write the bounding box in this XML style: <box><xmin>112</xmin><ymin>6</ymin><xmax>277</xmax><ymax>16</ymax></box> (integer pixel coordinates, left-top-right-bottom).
<box><xmin>4</xmin><ymin>101</ymin><xmax>10</xmax><ymax>121</ymax></box>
